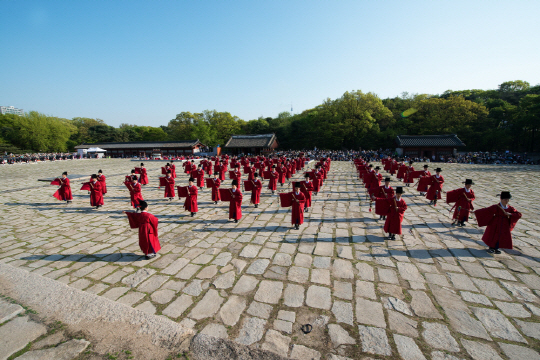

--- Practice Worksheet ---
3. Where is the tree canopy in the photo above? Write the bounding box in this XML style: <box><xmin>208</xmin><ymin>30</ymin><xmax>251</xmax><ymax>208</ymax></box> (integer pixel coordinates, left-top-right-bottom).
<box><xmin>1</xmin><ymin>80</ymin><xmax>538</xmax><ymax>153</ymax></box>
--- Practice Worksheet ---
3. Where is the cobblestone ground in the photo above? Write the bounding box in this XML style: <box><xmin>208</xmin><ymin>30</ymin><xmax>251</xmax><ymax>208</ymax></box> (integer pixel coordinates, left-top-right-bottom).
<box><xmin>1</xmin><ymin>159</ymin><xmax>540</xmax><ymax>359</ymax></box>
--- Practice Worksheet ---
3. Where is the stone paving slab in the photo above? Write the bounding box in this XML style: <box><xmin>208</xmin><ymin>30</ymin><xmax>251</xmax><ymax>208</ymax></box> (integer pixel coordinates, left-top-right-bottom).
<box><xmin>1</xmin><ymin>159</ymin><xmax>540</xmax><ymax>359</ymax></box>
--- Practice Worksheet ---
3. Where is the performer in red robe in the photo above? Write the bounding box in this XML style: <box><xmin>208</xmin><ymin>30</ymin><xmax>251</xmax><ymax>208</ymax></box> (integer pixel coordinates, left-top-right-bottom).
<box><xmin>184</xmin><ymin>178</ymin><xmax>199</xmax><ymax>216</ymax></box>
<box><xmin>268</xmin><ymin>165</ymin><xmax>278</xmax><ymax>194</ymax></box>
<box><xmin>368</xmin><ymin>166</ymin><xmax>383</xmax><ymax>192</ymax></box>
<box><xmin>97</xmin><ymin>170</ymin><xmax>107</xmax><ymax>195</ymax></box>
<box><xmin>300</xmin><ymin>174</ymin><xmax>314</xmax><ymax>212</ymax></box>
<box><xmin>164</xmin><ymin>171</ymin><xmax>175</xmax><ymax>200</ymax></box>
<box><xmin>231</xmin><ymin>165</ymin><xmax>242</xmax><ymax>184</ymax></box>
<box><xmin>194</xmin><ymin>164</ymin><xmax>205</xmax><ymax>189</ymax></box>
<box><xmin>371</xmin><ymin>177</ymin><xmax>395</xmax><ymax>220</ymax></box>
<box><xmin>219</xmin><ymin>160</ymin><xmax>227</xmax><ymax>181</ymax></box>
<box><xmin>170</xmin><ymin>161</ymin><xmax>177</xmax><ymax>178</ymax></box>
<box><xmin>250</xmin><ymin>173</ymin><xmax>263</xmax><ymax>208</ymax></box>
<box><xmin>57</xmin><ymin>172</ymin><xmax>73</xmax><ymax>203</ymax></box>
<box><xmin>89</xmin><ymin>174</ymin><xmax>104</xmax><ymax>208</ymax></box>
<box><xmin>447</xmin><ymin>179</ymin><xmax>475</xmax><ymax>227</ymax></box>
<box><xmin>290</xmin><ymin>183</ymin><xmax>306</xmax><ymax>230</ymax></box>
<box><xmin>276</xmin><ymin>164</ymin><xmax>286</xmax><ymax>186</ymax></box>
<box><xmin>416</xmin><ymin>165</ymin><xmax>431</xmax><ymax>195</ymax></box>
<box><xmin>211</xmin><ymin>173</ymin><xmax>221</xmax><ymax>204</ymax></box>
<box><xmin>129</xmin><ymin>176</ymin><xmax>144</xmax><ymax>209</ymax></box>
<box><xmin>124</xmin><ymin>200</ymin><xmax>161</xmax><ymax>259</ymax></box>
<box><xmin>229</xmin><ymin>180</ymin><xmax>243</xmax><ymax>223</ymax></box>
<box><xmin>475</xmin><ymin>192</ymin><xmax>522</xmax><ymax>253</ymax></box>
<box><xmin>403</xmin><ymin>161</ymin><xmax>415</xmax><ymax>186</ymax></box>
<box><xmin>376</xmin><ymin>187</ymin><xmax>407</xmax><ymax>240</ymax></box>
<box><xmin>426</xmin><ymin>168</ymin><xmax>444</xmax><ymax>205</ymax></box>
<box><xmin>139</xmin><ymin>163</ymin><xmax>149</xmax><ymax>185</ymax></box>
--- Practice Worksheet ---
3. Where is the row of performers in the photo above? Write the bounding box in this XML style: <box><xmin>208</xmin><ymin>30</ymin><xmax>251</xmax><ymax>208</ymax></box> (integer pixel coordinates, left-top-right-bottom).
<box><xmin>123</xmin><ymin>181</ymin><xmax>312</xmax><ymax>259</ymax></box>
<box><xmin>49</xmin><ymin>170</ymin><xmax>108</xmax><ymax>204</ymax></box>
<box><xmin>355</xmin><ymin>159</ymin><xmax>522</xmax><ymax>255</ymax></box>
<box><xmin>357</xmin><ymin>161</ymin><xmax>445</xmax><ymax>205</ymax></box>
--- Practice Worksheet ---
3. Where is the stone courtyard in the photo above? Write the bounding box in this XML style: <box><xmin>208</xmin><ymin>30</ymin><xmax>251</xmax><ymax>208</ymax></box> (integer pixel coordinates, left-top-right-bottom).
<box><xmin>1</xmin><ymin>158</ymin><xmax>540</xmax><ymax>359</ymax></box>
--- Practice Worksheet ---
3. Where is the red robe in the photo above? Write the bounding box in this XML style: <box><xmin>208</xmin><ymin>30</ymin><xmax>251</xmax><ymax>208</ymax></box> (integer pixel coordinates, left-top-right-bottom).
<box><xmin>211</xmin><ymin>178</ymin><xmax>221</xmax><ymax>201</ymax></box>
<box><xmin>97</xmin><ymin>175</ymin><xmax>107</xmax><ymax>194</ymax></box>
<box><xmin>416</xmin><ymin>171</ymin><xmax>431</xmax><ymax>192</ymax></box>
<box><xmin>139</xmin><ymin>168</ymin><xmax>149</xmax><ymax>185</ymax></box>
<box><xmin>204</xmin><ymin>160</ymin><xmax>213</xmax><ymax>176</ymax></box>
<box><xmin>130</xmin><ymin>182</ymin><xmax>144</xmax><ymax>208</ymax></box>
<box><xmin>403</xmin><ymin>166</ymin><xmax>415</xmax><ymax>184</ymax></box>
<box><xmin>219</xmin><ymin>164</ymin><xmax>227</xmax><ymax>181</ymax></box>
<box><xmin>125</xmin><ymin>211</ymin><xmax>161</xmax><ymax>255</ymax></box>
<box><xmin>89</xmin><ymin>181</ymin><xmax>104</xmax><ymax>206</ymax></box>
<box><xmin>164</xmin><ymin>177</ymin><xmax>175</xmax><ymax>198</ymax></box>
<box><xmin>449</xmin><ymin>188</ymin><xmax>475</xmax><ymax>222</ymax></box>
<box><xmin>59</xmin><ymin>178</ymin><xmax>73</xmax><ymax>201</ymax></box>
<box><xmin>372</xmin><ymin>185</ymin><xmax>395</xmax><ymax>201</ymax></box>
<box><xmin>397</xmin><ymin>164</ymin><xmax>407</xmax><ymax>179</ymax></box>
<box><xmin>229</xmin><ymin>189</ymin><xmax>243</xmax><ymax>220</ymax></box>
<box><xmin>268</xmin><ymin>171</ymin><xmax>278</xmax><ymax>190</ymax></box>
<box><xmin>171</xmin><ymin>164</ymin><xmax>177</xmax><ymax>178</ymax></box>
<box><xmin>194</xmin><ymin>169</ymin><xmax>205</xmax><ymax>188</ymax></box>
<box><xmin>426</xmin><ymin>175</ymin><xmax>444</xmax><ymax>200</ymax></box>
<box><xmin>250</xmin><ymin>179</ymin><xmax>263</xmax><ymax>204</ymax></box>
<box><xmin>475</xmin><ymin>204</ymin><xmax>522</xmax><ymax>249</ymax></box>
<box><xmin>276</xmin><ymin>166</ymin><xmax>286</xmax><ymax>184</ymax></box>
<box><xmin>291</xmin><ymin>191</ymin><xmax>306</xmax><ymax>225</ymax></box>
<box><xmin>300</xmin><ymin>180</ymin><xmax>314</xmax><ymax>208</ymax></box>
<box><xmin>231</xmin><ymin>170</ymin><xmax>242</xmax><ymax>183</ymax></box>
<box><xmin>184</xmin><ymin>185</ymin><xmax>198</xmax><ymax>212</ymax></box>
<box><xmin>369</xmin><ymin>172</ymin><xmax>383</xmax><ymax>191</ymax></box>
<box><xmin>377</xmin><ymin>197</ymin><xmax>407</xmax><ymax>234</ymax></box>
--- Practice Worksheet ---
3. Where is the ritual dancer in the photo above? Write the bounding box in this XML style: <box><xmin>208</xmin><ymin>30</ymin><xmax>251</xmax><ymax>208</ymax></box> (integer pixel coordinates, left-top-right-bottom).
<box><xmin>194</xmin><ymin>164</ymin><xmax>205</xmax><ymax>190</ymax></box>
<box><xmin>88</xmin><ymin>174</ymin><xmax>104</xmax><ymax>209</ymax></box>
<box><xmin>97</xmin><ymin>170</ymin><xmax>107</xmax><ymax>195</ymax></box>
<box><xmin>124</xmin><ymin>200</ymin><xmax>161</xmax><ymax>259</ymax></box>
<box><xmin>300</xmin><ymin>173</ymin><xmax>314</xmax><ymax>212</ymax></box>
<box><xmin>210</xmin><ymin>173</ymin><xmax>221</xmax><ymax>204</ymax></box>
<box><xmin>276</xmin><ymin>162</ymin><xmax>286</xmax><ymax>187</ymax></box>
<box><xmin>52</xmin><ymin>171</ymin><xmax>73</xmax><ymax>204</ymax></box>
<box><xmin>268</xmin><ymin>165</ymin><xmax>278</xmax><ymax>194</ymax></box>
<box><xmin>230</xmin><ymin>164</ymin><xmax>242</xmax><ymax>185</ymax></box>
<box><xmin>163</xmin><ymin>170</ymin><xmax>175</xmax><ymax>201</ymax></box>
<box><xmin>219</xmin><ymin>159</ymin><xmax>228</xmax><ymax>181</ymax></box>
<box><xmin>368</xmin><ymin>166</ymin><xmax>383</xmax><ymax>193</ymax></box>
<box><xmin>475</xmin><ymin>192</ymin><xmax>522</xmax><ymax>254</ymax></box>
<box><xmin>371</xmin><ymin>177</ymin><xmax>394</xmax><ymax>220</ymax></box>
<box><xmin>290</xmin><ymin>182</ymin><xmax>306</xmax><ymax>230</ymax></box>
<box><xmin>182</xmin><ymin>177</ymin><xmax>198</xmax><ymax>217</ymax></box>
<box><xmin>129</xmin><ymin>175</ymin><xmax>144</xmax><ymax>210</ymax></box>
<box><xmin>397</xmin><ymin>160</ymin><xmax>407</xmax><ymax>181</ymax></box>
<box><xmin>376</xmin><ymin>186</ymin><xmax>407</xmax><ymax>240</ymax></box>
<box><xmin>416</xmin><ymin>165</ymin><xmax>431</xmax><ymax>196</ymax></box>
<box><xmin>249</xmin><ymin>173</ymin><xmax>263</xmax><ymax>208</ymax></box>
<box><xmin>403</xmin><ymin>161</ymin><xmax>415</xmax><ymax>187</ymax></box>
<box><xmin>139</xmin><ymin>163</ymin><xmax>149</xmax><ymax>185</ymax></box>
<box><xmin>447</xmin><ymin>179</ymin><xmax>475</xmax><ymax>227</ymax></box>
<box><xmin>126</xmin><ymin>169</ymin><xmax>137</xmax><ymax>183</ymax></box>
<box><xmin>170</xmin><ymin>160</ymin><xmax>177</xmax><ymax>178</ymax></box>
<box><xmin>229</xmin><ymin>180</ymin><xmax>243</xmax><ymax>223</ymax></box>
<box><xmin>426</xmin><ymin>168</ymin><xmax>444</xmax><ymax>205</ymax></box>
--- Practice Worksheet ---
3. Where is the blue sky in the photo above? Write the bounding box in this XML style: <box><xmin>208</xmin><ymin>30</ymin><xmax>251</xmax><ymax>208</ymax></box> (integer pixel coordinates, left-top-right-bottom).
<box><xmin>1</xmin><ymin>0</ymin><xmax>539</xmax><ymax>127</ymax></box>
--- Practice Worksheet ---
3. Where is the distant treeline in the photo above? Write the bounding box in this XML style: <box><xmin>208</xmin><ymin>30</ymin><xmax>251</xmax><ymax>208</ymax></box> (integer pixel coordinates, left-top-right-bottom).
<box><xmin>1</xmin><ymin>80</ymin><xmax>539</xmax><ymax>153</ymax></box>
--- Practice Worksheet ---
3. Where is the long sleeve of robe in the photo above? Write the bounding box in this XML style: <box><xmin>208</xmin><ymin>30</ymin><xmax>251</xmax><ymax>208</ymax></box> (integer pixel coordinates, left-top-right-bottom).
<box><xmin>451</xmin><ymin>188</ymin><xmax>475</xmax><ymax>222</ymax></box>
<box><xmin>426</xmin><ymin>175</ymin><xmax>444</xmax><ymax>200</ymax></box>
<box><xmin>98</xmin><ymin>175</ymin><xmax>107</xmax><ymax>194</ymax></box>
<box><xmin>475</xmin><ymin>204</ymin><xmax>522</xmax><ymax>249</ymax></box>
<box><xmin>125</xmin><ymin>212</ymin><xmax>161</xmax><ymax>255</ymax></box>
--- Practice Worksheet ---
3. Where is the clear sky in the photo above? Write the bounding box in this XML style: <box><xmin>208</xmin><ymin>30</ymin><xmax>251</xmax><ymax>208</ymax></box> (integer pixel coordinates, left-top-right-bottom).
<box><xmin>1</xmin><ymin>0</ymin><xmax>539</xmax><ymax>127</ymax></box>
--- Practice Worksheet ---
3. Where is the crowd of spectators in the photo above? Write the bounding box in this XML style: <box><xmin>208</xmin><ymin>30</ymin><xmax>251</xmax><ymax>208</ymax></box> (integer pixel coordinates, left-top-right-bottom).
<box><xmin>0</xmin><ymin>152</ymin><xmax>96</xmax><ymax>165</ymax></box>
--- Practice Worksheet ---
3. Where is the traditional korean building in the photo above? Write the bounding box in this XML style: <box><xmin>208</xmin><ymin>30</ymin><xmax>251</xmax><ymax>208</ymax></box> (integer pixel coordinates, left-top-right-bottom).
<box><xmin>224</xmin><ymin>134</ymin><xmax>278</xmax><ymax>155</ymax></box>
<box><xmin>75</xmin><ymin>140</ymin><xmax>205</xmax><ymax>158</ymax></box>
<box><xmin>395</xmin><ymin>134</ymin><xmax>466</xmax><ymax>159</ymax></box>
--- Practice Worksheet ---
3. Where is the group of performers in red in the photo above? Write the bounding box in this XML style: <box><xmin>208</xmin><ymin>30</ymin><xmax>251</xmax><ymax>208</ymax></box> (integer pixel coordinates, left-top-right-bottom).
<box><xmin>357</xmin><ymin>156</ymin><xmax>522</xmax><ymax>254</ymax></box>
<box><xmin>48</xmin><ymin>152</ymin><xmax>520</xmax><ymax>259</ymax></box>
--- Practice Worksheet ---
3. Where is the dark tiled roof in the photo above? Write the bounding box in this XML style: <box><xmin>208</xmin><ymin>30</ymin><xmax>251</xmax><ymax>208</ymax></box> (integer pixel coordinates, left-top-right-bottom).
<box><xmin>75</xmin><ymin>140</ymin><xmax>202</xmax><ymax>150</ymax></box>
<box><xmin>396</xmin><ymin>134</ymin><xmax>466</xmax><ymax>147</ymax></box>
<box><xmin>224</xmin><ymin>134</ymin><xmax>277</xmax><ymax>148</ymax></box>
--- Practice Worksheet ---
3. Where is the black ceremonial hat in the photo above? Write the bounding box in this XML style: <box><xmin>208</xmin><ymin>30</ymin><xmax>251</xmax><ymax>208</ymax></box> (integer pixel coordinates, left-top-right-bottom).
<box><xmin>232</xmin><ymin>180</ymin><xmax>238</xmax><ymax>186</ymax></box>
<box><xmin>499</xmin><ymin>191</ymin><xmax>511</xmax><ymax>199</ymax></box>
<box><xmin>188</xmin><ymin>177</ymin><xmax>195</xmax><ymax>182</ymax></box>
<box><xmin>385</xmin><ymin>177</ymin><xmax>391</xmax><ymax>182</ymax></box>
<box><xmin>464</xmin><ymin>179</ymin><xmax>474</xmax><ymax>185</ymax></box>
<box><xmin>435</xmin><ymin>168</ymin><xmax>442</xmax><ymax>172</ymax></box>
<box><xmin>396</xmin><ymin>186</ymin><xmax>404</xmax><ymax>194</ymax></box>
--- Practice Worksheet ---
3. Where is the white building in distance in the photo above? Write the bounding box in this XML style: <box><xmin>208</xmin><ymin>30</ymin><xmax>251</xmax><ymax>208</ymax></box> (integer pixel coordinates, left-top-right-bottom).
<box><xmin>0</xmin><ymin>106</ymin><xmax>24</xmax><ymax>116</ymax></box>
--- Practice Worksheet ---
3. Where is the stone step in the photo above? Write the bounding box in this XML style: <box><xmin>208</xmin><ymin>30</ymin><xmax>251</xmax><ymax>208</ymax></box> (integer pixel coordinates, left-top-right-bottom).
<box><xmin>0</xmin><ymin>263</ymin><xmax>292</xmax><ymax>360</ymax></box>
<box><xmin>0</xmin><ymin>262</ymin><xmax>193</xmax><ymax>359</ymax></box>
<box><xmin>0</xmin><ymin>297</ymin><xmax>24</xmax><ymax>324</ymax></box>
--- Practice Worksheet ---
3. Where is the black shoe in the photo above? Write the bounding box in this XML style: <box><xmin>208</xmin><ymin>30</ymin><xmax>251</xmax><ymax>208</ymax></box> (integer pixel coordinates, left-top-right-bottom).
<box><xmin>67</xmin><ymin>201</ymin><xmax>72</xmax><ymax>204</ymax></box>
<box><xmin>304</xmin><ymin>208</ymin><xmax>308</xmax><ymax>212</ymax></box>
<box><xmin>191</xmin><ymin>212</ymin><xmax>194</xmax><ymax>217</ymax></box>
<box><xmin>145</xmin><ymin>253</ymin><xmax>156</xmax><ymax>260</ymax></box>
<box><xmin>295</xmin><ymin>224</ymin><xmax>299</xmax><ymax>230</ymax></box>
<box><xmin>487</xmin><ymin>248</ymin><xmax>496</xmax><ymax>254</ymax></box>
<box><xmin>494</xmin><ymin>249</ymin><xmax>501</xmax><ymax>254</ymax></box>
<box><xmin>391</xmin><ymin>235</ymin><xmax>396</xmax><ymax>240</ymax></box>
<box><xmin>234</xmin><ymin>219</ymin><xmax>238</xmax><ymax>223</ymax></box>
<box><xmin>272</xmin><ymin>191</ymin><xmax>275</xmax><ymax>194</ymax></box>
<box><xmin>214</xmin><ymin>201</ymin><xmax>218</xmax><ymax>204</ymax></box>
<box><xmin>255</xmin><ymin>204</ymin><xmax>258</xmax><ymax>208</ymax></box>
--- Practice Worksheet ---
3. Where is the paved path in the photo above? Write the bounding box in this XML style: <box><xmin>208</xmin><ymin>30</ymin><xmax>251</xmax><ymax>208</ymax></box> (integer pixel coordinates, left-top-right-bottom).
<box><xmin>1</xmin><ymin>159</ymin><xmax>539</xmax><ymax>359</ymax></box>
